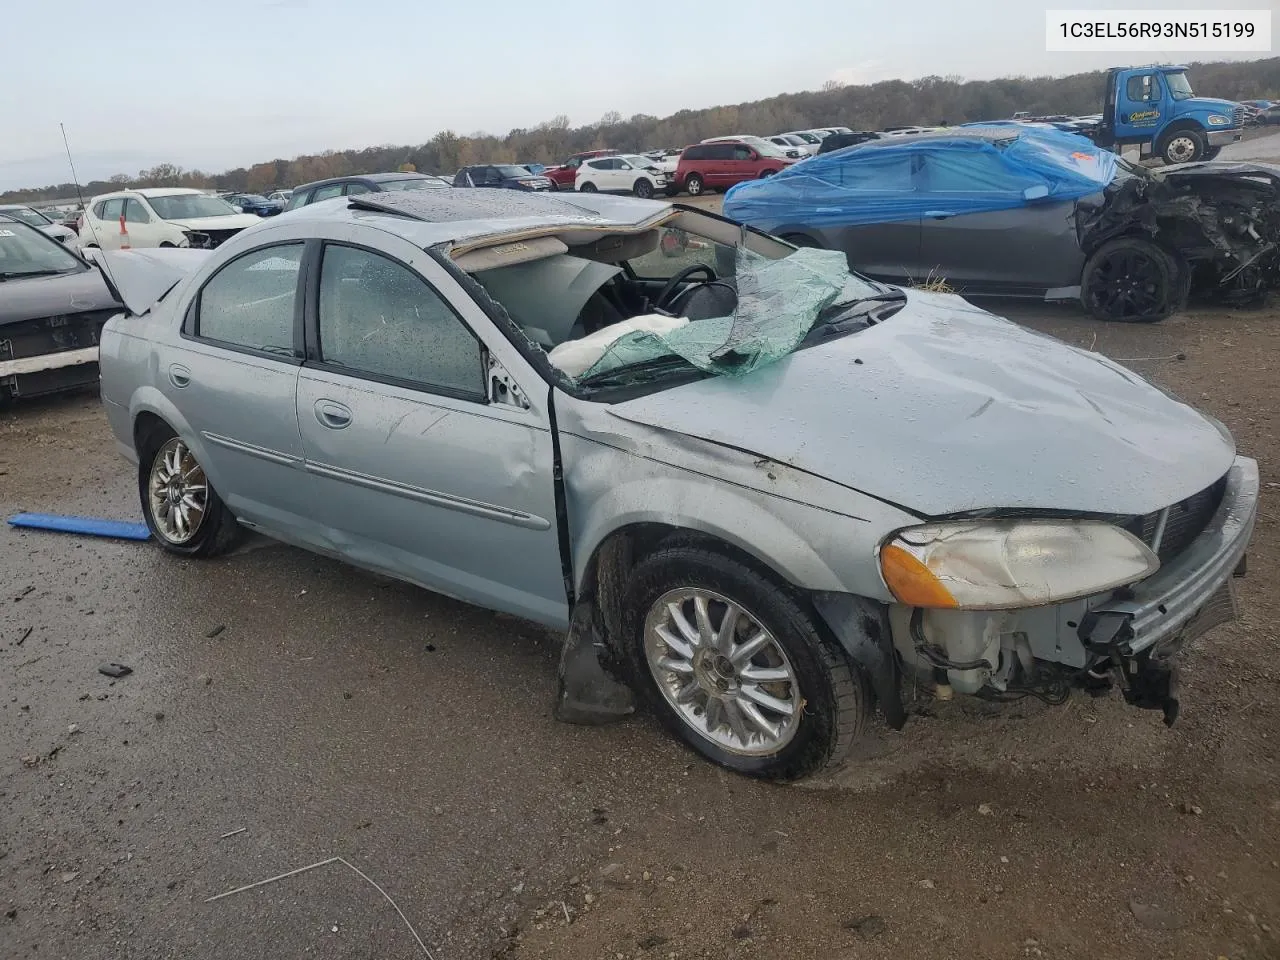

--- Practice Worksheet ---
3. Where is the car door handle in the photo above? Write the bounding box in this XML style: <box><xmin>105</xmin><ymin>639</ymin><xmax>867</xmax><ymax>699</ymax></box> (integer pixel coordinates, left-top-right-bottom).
<box><xmin>314</xmin><ymin>399</ymin><xmax>352</xmax><ymax>429</ymax></box>
<box><xmin>168</xmin><ymin>364</ymin><xmax>191</xmax><ymax>388</ymax></box>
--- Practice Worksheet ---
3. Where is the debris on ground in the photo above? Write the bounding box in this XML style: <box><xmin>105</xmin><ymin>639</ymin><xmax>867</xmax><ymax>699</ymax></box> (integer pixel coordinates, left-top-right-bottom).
<box><xmin>7</xmin><ymin>513</ymin><xmax>151</xmax><ymax>541</ymax></box>
<box><xmin>97</xmin><ymin>663</ymin><xmax>132</xmax><ymax>679</ymax></box>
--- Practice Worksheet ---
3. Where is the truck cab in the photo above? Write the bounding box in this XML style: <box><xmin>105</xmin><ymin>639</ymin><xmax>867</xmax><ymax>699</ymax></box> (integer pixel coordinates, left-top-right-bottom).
<box><xmin>1101</xmin><ymin>65</ymin><xmax>1243</xmax><ymax>165</ymax></box>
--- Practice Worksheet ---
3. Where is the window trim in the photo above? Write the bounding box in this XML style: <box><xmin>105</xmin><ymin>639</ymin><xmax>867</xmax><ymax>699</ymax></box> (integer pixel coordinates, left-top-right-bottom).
<box><xmin>180</xmin><ymin>239</ymin><xmax>310</xmax><ymax>365</ymax></box>
<box><xmin>303</xmin><ymin>239</ymin><xmax>490</xmax><ymax>404</ymax></box>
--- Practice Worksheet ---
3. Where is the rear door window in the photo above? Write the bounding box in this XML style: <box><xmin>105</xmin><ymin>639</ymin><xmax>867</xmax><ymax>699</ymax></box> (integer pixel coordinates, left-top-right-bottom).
<box><xmin>311</xmin><ymin>184</ymin><xmax>345</xmax><ymax>202</ymax></box>
<box><xmin>98</xmin><ymin>198</ymin><xmax>125</xmax><ymax>221</ymax></box>
<box><xmin>196</xmin><ymin>243</ymin><xmax>304</xmax><ymax>355</ymax></box>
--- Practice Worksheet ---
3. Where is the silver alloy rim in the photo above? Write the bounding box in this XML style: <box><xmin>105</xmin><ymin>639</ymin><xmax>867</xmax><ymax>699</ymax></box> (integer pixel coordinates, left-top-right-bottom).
<box><xmin>687</xmin><ymin>178</ymin><xmax>702</xmax><ymax>195</ymax></box>
<box><xmin>1166</xmin><ymin>136</ymin><xmax>1197</xmax><ymax>163</ymax></box>
<box><xmin>644</xmin><ymin>588</ymin><xmax>802</xmax><ymax>756</ymax></box>
<box><xmin>148</xmin><ymin>437</ymin><xmax>209</xmax><ymax>544</ymax></box>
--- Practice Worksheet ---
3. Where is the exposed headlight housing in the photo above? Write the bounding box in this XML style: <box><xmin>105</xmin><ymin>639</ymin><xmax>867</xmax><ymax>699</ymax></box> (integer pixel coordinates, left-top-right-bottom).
<box><xmin>1208</xmin><ymin>114</ymin><xmax>1231</xmax><ymax>125</ymax></box>
<box><xmin>879</xmin><ymin>520</ymin><xmax>1159</xmax><ymax>610</ymax></box>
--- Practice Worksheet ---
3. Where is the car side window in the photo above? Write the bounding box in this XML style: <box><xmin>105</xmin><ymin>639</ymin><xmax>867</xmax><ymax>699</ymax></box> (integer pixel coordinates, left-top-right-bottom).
<box><xmin>317</xmin><ymin>244</ymin><xmax>484</xmax><ymax>397</ymax></box>
<box><xmin>311</xmin><ymin>183</ymin><xmax>345</xmax><ymax>202</ymax></box>
<box><xmin>284</xmin><ymin>190</ymin><xmax>309</xmax><ymax>210</ymax></box>
<box><xmin>918</xmin><ymin>152</ymin><xmax>1017</xmax><ymax>193</ymax></box>
<box><xmin>710</xmin><ymin>145</ymin><xmax>736</xmax><ymax>160</ymax></box>
<box><xmin>124</xmin><ymin>199</ymin><xmax>151</xmax><ymax>223</ymax></box>
<box><xmin>344</xmin><ymin>182</ymin><xmax>372</xmax><ymax>196</ymax></box>
<box><xmin>99</xmin><ymin>198</ymin><xmax>125</xmax><ymax>221</ymax></box>
<box><xmin>627</xmin><ymin>227</ymin><xmax>730</xmax><ymax>280</ymax></box>
<box><xmin>196</xmin><ymin>243</ymin><xmax>303</xmax><ymax>355</ymax></box>
<box><xmin>731</xmin><ymin>145</ymin><xmax>754</xmax><ymax>161</ymax></box>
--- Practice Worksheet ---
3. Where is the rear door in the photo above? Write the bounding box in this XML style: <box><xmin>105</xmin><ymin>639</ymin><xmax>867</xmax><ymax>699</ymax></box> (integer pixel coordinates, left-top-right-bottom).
<box><xmin>164</xmin><ymin>241</ymin><xmax>313</xmax><ymax>537</ymax></box>
<box><xmin>93</xmin><ymin>198</ymin><xmax>126</xmax><ymax>249</ymax></box>
<box><xmin>915</xmin><ymin>152</ymin><xmax>1084</xmax><ymax>294</ymax></box>
<box><xmin>123</xmin><ymin>198</ymin><xmax>163</xmax><ymax>247</ymax></box>
<box><xmin>294</xmin><ymin>230</ymin><xmax>568</xmax><ymax>627</ymax></box>
<box><xmin>705</xmin><ymin>144</ymin><xmax>736</xmax><ymax>187</ymax></box>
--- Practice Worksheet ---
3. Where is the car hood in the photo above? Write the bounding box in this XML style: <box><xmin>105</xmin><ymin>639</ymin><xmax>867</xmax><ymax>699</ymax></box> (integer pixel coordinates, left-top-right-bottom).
<box><xmin>164</xmin><ymin>213</ymin><xmax>263</xmax><ymax>231</ymax></box>
<box><xmin>606</xmin><ymin>290</ymin><xmax>1235</xmax><ymax>517</ymax></box>
<box><xmin>0</xmin><ymin>268</ymin><xmax>119</xmax><ymax>327</ymax></box>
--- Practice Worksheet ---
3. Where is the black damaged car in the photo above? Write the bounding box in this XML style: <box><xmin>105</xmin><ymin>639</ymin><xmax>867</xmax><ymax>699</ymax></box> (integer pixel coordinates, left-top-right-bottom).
<box><xmin>0</xmin><ymin>216</ymin><xmax>120</xmax><ymax>400</ymax></box>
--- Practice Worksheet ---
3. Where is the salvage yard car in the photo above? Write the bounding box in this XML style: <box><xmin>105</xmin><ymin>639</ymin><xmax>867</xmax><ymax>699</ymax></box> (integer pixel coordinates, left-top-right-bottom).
<box><xmin>283</xmin><ymin>172</ymin><xmax>451</xmax><ymax>211</ymax></box>
<box><xmin>79</xmin><ymin>188</ymin><xmax>263</xmax><ymax>251</ymax></box>
<box><xmin>0</xmin><ymin>204</ymin><xmax>80</xmax><ymax>247</ymax></box>
<box><xmin>575</xmin><ymin>154</ymin><xmax>669</xmax><ymax>198</ymax></box>
<box><xmin>0</xmin><ymin>216</ymin><xmax>120</xmax><ymax>399</ymax></box>
<box><xmin>723</xmin><ymin>125</ymin><xmax>1280</xmax><ymax>322</ymax></box>
<box><xmin>96</xmin><ymin>190</ymin><xmax>1258</xmax><ymax>780</ymax></box>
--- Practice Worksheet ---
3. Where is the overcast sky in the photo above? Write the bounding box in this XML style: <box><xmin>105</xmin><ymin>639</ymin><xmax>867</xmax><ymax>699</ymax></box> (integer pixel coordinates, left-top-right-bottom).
<box><xmin>2</xmin><ymin>0</ymin><xmax>1272</xmax><ymax>190</ymax></box>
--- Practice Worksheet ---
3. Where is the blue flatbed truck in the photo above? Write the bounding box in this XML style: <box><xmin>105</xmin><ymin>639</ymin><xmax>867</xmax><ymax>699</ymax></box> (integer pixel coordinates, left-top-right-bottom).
<box><xmin>1093</xmin><ymin>64</ymin><xmax>1244</xmax><ymax>164</ymax></box>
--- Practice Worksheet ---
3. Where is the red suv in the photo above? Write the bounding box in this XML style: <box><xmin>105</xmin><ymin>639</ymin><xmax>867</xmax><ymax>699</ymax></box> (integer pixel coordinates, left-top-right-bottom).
<box><xmin>673</xmin><ymin>140</ymin><xmax>795</xmax><ymax>197</ymax></box>
<box><xmin>543</xmin><ymin>150</ymin><xmax>619</xmax><ymax>191</ymax></box>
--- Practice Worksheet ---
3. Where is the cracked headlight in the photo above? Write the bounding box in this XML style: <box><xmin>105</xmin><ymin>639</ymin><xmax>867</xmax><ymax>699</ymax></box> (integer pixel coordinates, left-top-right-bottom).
<box><xmin>879</xmin><ymin>520</ymin><xmax>1159</xmax><ymax>610</ymax></box>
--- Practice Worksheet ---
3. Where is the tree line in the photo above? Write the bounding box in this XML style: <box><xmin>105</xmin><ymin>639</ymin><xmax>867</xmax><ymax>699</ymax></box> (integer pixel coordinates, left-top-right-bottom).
<box><xmin>5</xmin><ymin>57</ymin><xmax>1276</xmax><ymax>205</ymax></box>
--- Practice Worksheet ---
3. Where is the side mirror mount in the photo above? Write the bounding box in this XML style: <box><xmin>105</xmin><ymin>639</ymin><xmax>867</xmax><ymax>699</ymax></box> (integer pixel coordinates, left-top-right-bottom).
<box><xmin>1022</xmin><ymin>184</ymin><xmax>1050</xmax><ymax>202</ymax></box>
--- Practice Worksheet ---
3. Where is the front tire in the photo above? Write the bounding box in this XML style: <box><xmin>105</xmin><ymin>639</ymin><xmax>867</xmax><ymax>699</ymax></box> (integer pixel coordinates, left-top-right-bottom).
<box><xmin>621</xmin><ymin>545</ymin><xmax>869</xmax><ymax>781</ymax></box>
<box><xmin>684</xmin><ymin>173</ymin><xmax>705</xmax><ymax>197</ymax></box>
<box><xmin>1157</xmin><ymin>127</ymin><xmax>1206</xmax><ymax>165</ymax></box>
<box><xmin>138</xmin><ymin>425</ymin><xmax>243</xmax><ymax>557</ymax></box>
<box><xmin>633</xmin><ymin>178</ymin><xmax>655</xmax><ymax>199</ymax></box>
<box><xmin>1081</xmin><ymin>237</ymin><xmax>1183</xmax><ymax>323</ymax></box>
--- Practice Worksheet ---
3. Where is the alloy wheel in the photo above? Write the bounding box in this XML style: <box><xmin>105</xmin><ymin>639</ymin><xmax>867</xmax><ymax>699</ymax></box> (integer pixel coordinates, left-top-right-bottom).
<box><xmin>147</xmin><ymin>437</ymin><xmax>209</xmax><ymax>544</ymax></box>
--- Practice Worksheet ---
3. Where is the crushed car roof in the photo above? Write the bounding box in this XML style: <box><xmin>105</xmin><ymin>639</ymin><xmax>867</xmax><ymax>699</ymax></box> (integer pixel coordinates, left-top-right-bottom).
<box><xmin>282</xmin><ymin>190</ymin><xmax>673</xmax><ymax>248</ymax></box>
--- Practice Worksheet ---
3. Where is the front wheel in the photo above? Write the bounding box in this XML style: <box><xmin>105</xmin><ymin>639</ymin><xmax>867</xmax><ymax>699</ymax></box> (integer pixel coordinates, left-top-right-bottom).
<box><xmin>1157</xmin><ymin>128</ymin><xmax>1206</xmax><ymax>165</ymax></box>
<box><xmin>578</xmin><ymin>181</ymin><xmax>598</xmax><ymax>193</ymax></box>
<box><xmin>684</xmin><ymin>173</ymin><xmax>705</xmax><ymax>197</ymax></box>
<box><xmin>138</xmin><ymin>426</ymin><xmax>243</xmax><ymax>557</ymax></box>
<box><xmin>633</xmin><ymin>178</ymin><xmax>654</xmax><ymax>199</ymax></box>
<box><xmin>621</xmin><ymin>545</ymin><xmax>869</xmax><ymax>781</ymax></box>
<box><xmin>1081</xmin><ymin>237</ymin><xmax>1183</xmax><ymax>323</ymax></box>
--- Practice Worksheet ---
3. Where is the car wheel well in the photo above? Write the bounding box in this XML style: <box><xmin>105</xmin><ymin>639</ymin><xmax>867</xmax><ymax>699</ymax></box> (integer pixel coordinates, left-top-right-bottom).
<box><xmin>578</xmin><ymin>523</ymin><xmax>803</xmax><ymax>663</ymax></box>
<box><xmin>133</xmin><ymin>412</ymin><xmax>171</xmax><ymax>459</ymax></box>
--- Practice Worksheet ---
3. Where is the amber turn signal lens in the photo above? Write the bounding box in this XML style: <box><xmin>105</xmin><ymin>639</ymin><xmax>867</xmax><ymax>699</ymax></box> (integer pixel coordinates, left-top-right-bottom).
<box><xmin>879</xmin><ymin>543</ymin><xmax>959</xmax><ymax>608</ymax></box>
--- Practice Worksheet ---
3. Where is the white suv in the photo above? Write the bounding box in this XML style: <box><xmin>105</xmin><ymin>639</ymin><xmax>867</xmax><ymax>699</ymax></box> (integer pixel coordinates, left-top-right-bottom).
<box><xmin>78</xmin><ymin>188</ymin><xmax>263</xmax><ymax>251</ymax></box>
<box><xmin>574</xmin><ymin>155</ymin><xmax>669</xmax><ymax>199</ymax></box>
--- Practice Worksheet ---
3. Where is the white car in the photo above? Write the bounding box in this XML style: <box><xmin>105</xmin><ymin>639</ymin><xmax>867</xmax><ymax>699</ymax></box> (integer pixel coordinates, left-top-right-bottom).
<box><xmin>574</xmin><ymin>155</ymin><xmax>669</xmax><ymax>199</ymax></box>
<box><xmin>768</xmin><ymin>134</ymin><xmax>819</xmax><ymax>156</ymax></box>
<box><xmin>0</xmin><ymin>205</ymin><xmax>80</xmax><ymax>248</ymax></box>
<box><xmin>78</xmin><ymin>188</ymin><xmax>263</xmax><ymax>251</ymax></box>
<box><xmin>266</xmin><ymin>190</ymin><xmax>293</xmax><ymax>205</ymax></box>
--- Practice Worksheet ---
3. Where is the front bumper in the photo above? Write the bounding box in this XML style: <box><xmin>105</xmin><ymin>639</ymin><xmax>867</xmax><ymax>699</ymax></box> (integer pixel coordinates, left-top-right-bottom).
<box><xmin>1207</xmin><ymin>128</ymin><xmax>1243</xmax><ymax>147</ymax></box>
<box><xmin>1081</xmin><ymin>456</ymin><xmax>1257</xmax><ymax>658</ymax></box>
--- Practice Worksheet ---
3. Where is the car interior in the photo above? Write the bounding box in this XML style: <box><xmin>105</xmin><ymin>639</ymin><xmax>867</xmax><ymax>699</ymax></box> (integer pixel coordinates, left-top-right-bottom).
<box><xmin>460</xmin><ymin>211</ymin><xmax>798</xmax><ymax>373</ymax></box>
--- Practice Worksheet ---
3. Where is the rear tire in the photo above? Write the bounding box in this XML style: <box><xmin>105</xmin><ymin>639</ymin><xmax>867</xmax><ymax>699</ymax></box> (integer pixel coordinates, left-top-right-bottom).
<box><xmin>620</xmin><ymin>545</ymin><xmax>869</xmax><ymax>781</ymax></box>
<box><xmin>684</xmin><ymin>174</ymin><xmax>705</xmax><ymax>197</ymax></box>
<box><xmin>759</xmin><ymin>169</ymin><xmax>779</xmax><ymax>178</ymax></box>
<box><xmin>578</xmin><ymin>182</ymin><xmax>598</xmax><ymax>193</ymax></box>
<box><xmin>137</xmin><ymin>423</ymin><xmax>243</xmax><ymax>558</ymax></box>
<box><xmin>782</xmin><ymin>233</ymin><xmax>822</xmax><ymax>249</ymax></box>
<box><xmin>1202</xmin><ymin>145</ymin><xmax>1222</xmax><ymax>161</ymax></box>
<box><xmin>633</xmin><ymin>178</ymin><xmax>655</xmax><ymax>199</ymax></box>
<box><xmin>1081</xmin><ymin>237</ymin><xmax>1184</xmax><ymax>323</ymax></box>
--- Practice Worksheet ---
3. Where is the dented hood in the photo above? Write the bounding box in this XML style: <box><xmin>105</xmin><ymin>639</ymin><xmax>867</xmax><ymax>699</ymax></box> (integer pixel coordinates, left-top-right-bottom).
<box><xmin>607</xmin><ymin>290</ymin><xmax>1235</xmax><ymax>517</ymax></box>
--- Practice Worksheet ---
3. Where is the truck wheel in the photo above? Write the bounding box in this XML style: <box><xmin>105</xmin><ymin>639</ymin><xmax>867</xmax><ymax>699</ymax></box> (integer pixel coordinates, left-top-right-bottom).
<box><xmin>1157</xmin><ymin>128</ymin><xmax>1206</xmax><ymax>164</ymax></box>
<box><xmin>1081</xmin><ymin>237</ymin><xmax>1184</xmax><ymax>323</ymax></box>
<box><xmin>620</xmin><ymin>545</ymin><xmax>870</xmax><ymax>781</ymax></box>
<box><xmin>684</xmin><ymin>174</ymin><xmax>705</xmax><ymax>196</ymax></box>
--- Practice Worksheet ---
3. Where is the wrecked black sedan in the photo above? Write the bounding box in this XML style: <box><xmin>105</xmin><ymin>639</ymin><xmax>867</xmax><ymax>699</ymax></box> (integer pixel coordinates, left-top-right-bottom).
<box><xmin>723</xmin><ymin>126</ymin><xmax>1280</xmax><ymax>322</ymax></box>
<box><xmin>0</xmin><ymin>216</ymin><xmax>120</xmax><ymax>400</ymax></box>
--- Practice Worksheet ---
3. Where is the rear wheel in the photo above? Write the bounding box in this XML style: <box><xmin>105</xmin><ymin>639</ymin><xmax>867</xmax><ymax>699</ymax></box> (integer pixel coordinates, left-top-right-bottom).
<box><xmin>1081</xmin><ymin>237</ymin><xmax>1183</xmax><ymax>323</ymax></box>
<box><xmin>759</xmin><ymin>169</ymin><xmax>779</xmax><ymax>178</ymax></box>
<box><xmin>633</xmin><ymin>178</ymin><xmax>655</xmax><ymax>199</ymax></box>
<box><xmin>1157</xmin><ymin>127</ymin><xmax>1206</xmax><ymax>165</ymax></box>
<box><xmin>684</xmin><ymin>173</ymin><xmax>705</xmax><ymax>197</ymax></box>
<box><xmin>621</xmin><ymin>545</ymin><xmax>869</xmax><ymax>781</ymax></box>
<box><xmin>578</xmin><ymin>181</ymin><xmax>598</xmax><ymax>193</ymax></box>
<box><xmin>138</xmin><ymin>425</ymin><xmax>243</xmax><ymax>557</ymax></box>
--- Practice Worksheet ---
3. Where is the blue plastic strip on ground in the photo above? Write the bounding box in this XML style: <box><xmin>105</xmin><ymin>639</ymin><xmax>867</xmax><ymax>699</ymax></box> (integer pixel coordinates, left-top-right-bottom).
<box><xmin>7</xmin><ymin>513</ymin><xmax>152</xmax><ymax>541</ymax></box>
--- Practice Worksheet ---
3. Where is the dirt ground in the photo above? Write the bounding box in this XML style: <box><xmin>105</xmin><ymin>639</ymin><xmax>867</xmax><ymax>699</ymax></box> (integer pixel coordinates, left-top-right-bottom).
<box><xmin>3</xmin><ymin>254</ymin><xmax>1280</xmax><ymax>959</ymax></box>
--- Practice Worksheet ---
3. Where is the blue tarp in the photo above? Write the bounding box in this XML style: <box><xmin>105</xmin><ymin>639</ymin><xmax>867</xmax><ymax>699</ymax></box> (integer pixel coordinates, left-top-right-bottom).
<box><xmin>722</xmin><ymin>126</ymin><xmax>1117</xmax><ymax>231</ymax></box>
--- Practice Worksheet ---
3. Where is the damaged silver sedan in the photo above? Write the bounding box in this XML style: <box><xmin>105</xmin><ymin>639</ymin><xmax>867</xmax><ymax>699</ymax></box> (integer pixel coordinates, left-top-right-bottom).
<box><xmin>97</xmin><ymin>190</ymin><xmax>1258</xmax><ymax>780</ymax></box>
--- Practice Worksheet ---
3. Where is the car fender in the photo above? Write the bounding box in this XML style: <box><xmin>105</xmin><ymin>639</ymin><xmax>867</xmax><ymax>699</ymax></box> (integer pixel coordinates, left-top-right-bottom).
<box><xmin>127</xmin><ymin>385</ymin><xmax>225</xmax><ymax>490</ymax></box>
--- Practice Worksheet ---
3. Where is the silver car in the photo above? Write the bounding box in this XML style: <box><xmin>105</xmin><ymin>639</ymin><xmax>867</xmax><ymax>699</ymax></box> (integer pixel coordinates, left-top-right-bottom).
<box><xmin>97</xmin><ymin>190</ymin><xmax>1258</xmax><ymax>781</ymax></box>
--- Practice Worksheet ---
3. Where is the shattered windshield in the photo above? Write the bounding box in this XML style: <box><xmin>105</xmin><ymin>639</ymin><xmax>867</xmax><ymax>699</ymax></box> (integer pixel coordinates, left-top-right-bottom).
<box><xmin>1165</xmin><ymin>72</ymin><xmax>1194</xmax><ymax>100</ymax></box>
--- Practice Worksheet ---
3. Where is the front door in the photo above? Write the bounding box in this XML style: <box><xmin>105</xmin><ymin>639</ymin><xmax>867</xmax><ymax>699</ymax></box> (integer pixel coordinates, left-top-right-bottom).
<box><xmin>123</xmin><ymin>198</ymin><xmax>163</xmax><ymax>247</ymax></box>
<box><xmin>1115</xmin><ymin>71</ymin><xmax>1164</xmax><ymax>140</ymax></box>
<box><xmin>163</xmin><ymin>241</ymin><xmax>313</xmax><ymax>537</ymax></box>
<box><xmin>294</xmin><ymin>236</ymin><xmax>568</xmax><ymax>627</ymax></box>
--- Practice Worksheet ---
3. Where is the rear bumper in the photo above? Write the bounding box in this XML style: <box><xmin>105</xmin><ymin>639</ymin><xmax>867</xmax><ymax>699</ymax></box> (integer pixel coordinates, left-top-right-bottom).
<box><xmin>1081</xmin><ymin>456</ymin><xmax>1258</xmax><ymax>657</ymax></box>
<box><xmin>1207</xmin><ymin>129</ymin><xmax>1243</xmax><ymax>147</ymax></box>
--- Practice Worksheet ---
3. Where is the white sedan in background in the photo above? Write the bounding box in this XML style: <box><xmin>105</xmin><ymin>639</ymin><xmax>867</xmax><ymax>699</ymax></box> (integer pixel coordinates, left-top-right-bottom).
<box><xmin>79</xmin><ymin>188</ymin><xmax>263</xmax><ymax>251</ymax></box>
<box><xmin>574</xmin><ymin>155</ymin><xmax>670</xmax><ymax>199</ymax></box>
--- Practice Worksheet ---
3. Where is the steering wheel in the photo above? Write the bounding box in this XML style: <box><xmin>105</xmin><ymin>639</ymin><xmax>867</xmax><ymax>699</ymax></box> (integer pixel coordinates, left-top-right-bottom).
<box><xmin>654</xmin><ymin>263</ymin><xmax>717</xmax><ymax>312</ymax></box>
